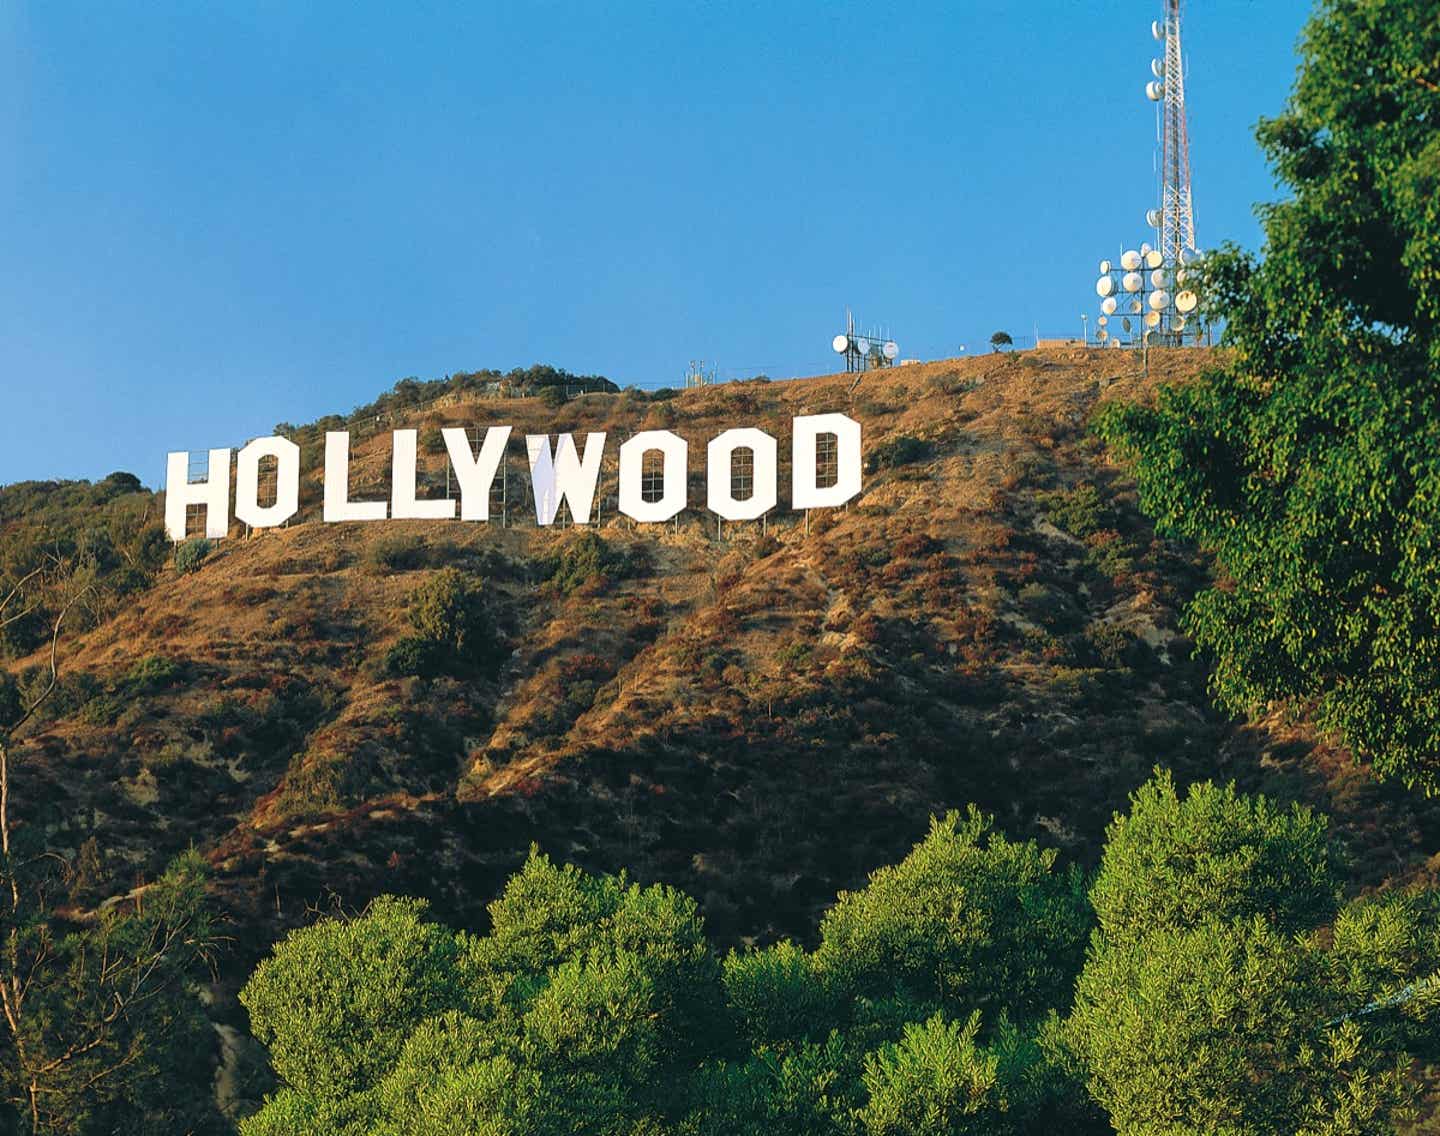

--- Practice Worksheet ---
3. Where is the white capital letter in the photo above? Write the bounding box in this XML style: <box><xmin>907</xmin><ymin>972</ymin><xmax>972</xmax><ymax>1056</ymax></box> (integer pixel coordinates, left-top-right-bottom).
<box><xmin>526</xmin><ymin>433</ymin><xmax>606</xmax><ymax>525</ymax></box>
<box><xmin>443</xmin><ymin>427</ymin><xmax>511</xmax><ymax>521</ymax></box>
<box><xmin>792</xmin><ymin>414</ymin><xmax>862</xmax><ymax>509</ymax></box>
<box><xmin>165</xmin><ymin>449</ymin><xmax>231</xmax><ymax>541</ymax></box>
<box><xmin>391</xmin><ymin>430</ymin><xmax>456</xmax><ymax>521</ymax></box>
<box><xmin>235</xmin><ymin>437</ymin><xmax>300</xmax><ymax>530</ymax></box>
<box><xmin>707</xmin><ymin>428</ymin><xmax>777</xmax><ymax>521</ymax></box>
<box><xmin>324</xmin><ymin>431</ymin><xmax>387</xmax><ymax>522</ymax></box>
<box><xmin>619</xmin><ymin>430</ymin><xmax>688</xmax><ymax>523</ymax></box>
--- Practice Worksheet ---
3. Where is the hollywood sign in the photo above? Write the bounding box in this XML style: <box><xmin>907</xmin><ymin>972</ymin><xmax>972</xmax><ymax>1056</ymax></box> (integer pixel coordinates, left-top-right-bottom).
<box><xmin>164</xmin><ymin>414</ymin><xmax>862</xmax><ymax>541</ymax></box>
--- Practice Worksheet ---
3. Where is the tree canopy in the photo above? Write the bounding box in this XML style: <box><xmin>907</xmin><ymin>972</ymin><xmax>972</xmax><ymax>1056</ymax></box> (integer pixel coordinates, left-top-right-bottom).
<box><xmin>237</xmin><ymin>775</ymin><xmax>1439</xmax><ymax>1135</ymax></box>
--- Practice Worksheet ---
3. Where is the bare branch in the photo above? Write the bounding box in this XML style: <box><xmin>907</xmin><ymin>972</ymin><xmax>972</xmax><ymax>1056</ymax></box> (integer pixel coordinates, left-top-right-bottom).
<box><xmin>8</xmin><ymin>584</ymin><xmax>93</xmax><ymax>739</ymax></box>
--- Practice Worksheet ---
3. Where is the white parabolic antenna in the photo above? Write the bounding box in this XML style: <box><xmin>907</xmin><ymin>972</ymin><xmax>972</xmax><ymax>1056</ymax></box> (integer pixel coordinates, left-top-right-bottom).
<box><xmin>1146</xmin><ymin>208</ymin><xmax>1162</xmax><ymax>228</ymax></box>
<box><xmin>1109</xmin><ymin>338</ymin><xmax>1122</xmax><ymax>349</ymax></box>
<box><xmin>832</xmin><ymin>334</ymin><xmax>850</xmax><ymax>354</ymax></box>
<box><xmin>1174</xmin><ymin>315</ymin><xmax>1188</xmax><ymax>330</ymax></box>
<box><xmin>1120</xmin><ymin>250</ymin><xmax>1142</xmax><ymax>271</ymax></box>
<box><xmin>1122</xmin><ymin>271</ymin><xmax>1143</xmax><ymax>293</ymax></box>
<box><xmin>1097</xmin><ymin>329</ymin><xmax>1109</xmax><ymax>342</ymax></box>
<box><xmin>1145</xmin><ymin>249</ymin><xmax>1164</xmax><ymax>270</ymax></box>
<box><xmin>1099</xmin><ymin>258</ymin><xmax>1112</xmax><ymax>274</ymax></box>
<box><xmin>853</xmin><ymin>338</ymin><xmax>869</xmax><ymax>355</ymax></box>
<box><xmin>1122</xmin><ymin>317</ymin><xmax>1132</xmax><ymax>332</ymax></box>
<box><xmin>882</xmin><ymin>340</ymin><xmax>899</xmax><ymax>360</ymax></box>
<box><xmin>1149</xmin><ymin>289</ymin><xmax>1171</xmax><ymax>310</ymax></box>
<box><xmin>1151</xmin><ymin>58</ymin><xmax>1165</xmax><ymax>78</ymax></box>
<box><xmin>1144</xmin><ymin>310</ymin><xmax>1161</xmax><ymax>328</ymax></box>
<box><xmin>1098</xmin><ymin>315</ymin><xmax>1108</xmax><ymax>326</ymax></box>
<box><xmin>1130</xmin><ymin>298</ymin><xmax>1143</xmax><ymax>313</ymax></box>
<box><xmin>1146</xmin><ymin>80</ymin><xmax>1164</xmax><ymax>101</ymax></box>
<box><xmin>1175</xmin><ymin>290</ymin><xmax>1199</xmax><ymax>313</ymax></box>
<box><xmin>1096</xmin><ymin>275</ymin><xmax>1115</xmax><ymax>297</ymax></box>
<box><xmin>1150</xmin><ymin>268</ymin><xmax>1167</xmax><ymax>289</ymax></box>
<box><xmin>1101</xmin><ymin>296</ymin><xmax>1118</xmax><ymax>315</ymax></box>
<box><xmin>1152</xmin><ymin>19</ymin><xmax>1165</xmax><ymax>40</ymax></box>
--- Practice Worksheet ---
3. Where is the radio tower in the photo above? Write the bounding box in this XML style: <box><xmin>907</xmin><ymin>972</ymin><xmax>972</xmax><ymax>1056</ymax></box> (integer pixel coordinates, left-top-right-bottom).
<box><xmin>1154</xmin><ymin>0</ymin><xmax>1196</xmax><ymax>266</ymax></box>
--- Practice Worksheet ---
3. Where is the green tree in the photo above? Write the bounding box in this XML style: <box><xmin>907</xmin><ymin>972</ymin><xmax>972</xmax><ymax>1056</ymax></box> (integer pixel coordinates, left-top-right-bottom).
<box><xmin>988</xmin><ymin>331</ymin><xmax>1012</xmax><ymax>352</ymax></box>
<box><xmin>813</xmin><ymin>808</ymin><xmax>1090</xmax><ymax>1024</ymax></box>
<box><xmin>1089</xmin><ymin>769</ymin><xmax>1339</xmax><ymax>948</ymax></box>
<box><xmin>241</xmin><ymin>897</ymin><xmax>464</xmax><ymax>1110</ymax></box>
<box><xmin>1067</xmin><ymin>917</ymin><xmax>1416</xmax><ymax>1135</ymax></box>
<box><xmin>1095</xmin><ymin>0</ymin><xmax>1440</xmax><ymax>792</ymax></box>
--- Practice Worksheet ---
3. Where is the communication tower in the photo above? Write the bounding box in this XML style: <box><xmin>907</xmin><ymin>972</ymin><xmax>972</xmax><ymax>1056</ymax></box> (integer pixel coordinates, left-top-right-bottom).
<box><xmin>1092</xmin><ymin>1</ymin><xmax>1204</xmax><ymax>348</ymax></box>
<box><xmin>831</xmin><ymin>308</ymin><xmax>899</xmax><ymax>373</ymax></box>
<box><xmin>685</xmin><ymin>360</ymin><xmax>718</xmax><ymax>388</ymax></box>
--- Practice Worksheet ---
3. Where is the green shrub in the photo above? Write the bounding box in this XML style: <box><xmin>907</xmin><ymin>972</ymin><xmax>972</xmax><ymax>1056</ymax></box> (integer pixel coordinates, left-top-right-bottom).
<box><xmin>546</xmin><ymin>531</ymin><xmax>634</xmax><ymax>595</ymax></box>
<box><xmin>122</xmin><ymin>654</ymin><xmax>186</xmax><ymax>694</ymax></box>
<box><xmin>866</xmin><ymin>435</ymin><xmax>934</xmax><ymax>474</ymax></box>
<box><xmin>174</xmin><ymin>538</ymin><xmax>211</xmax><ymax>574</ymax></box>
<box><xmin>384</xmin><ymin>635</ymin><xmax>448</xmax><ymax>679</ymax></box>
<box><xmin>367</xmin><ymin>536</ymin><xmax>428</xmax><ymax>572</ymax></box>
<box><xmin>406</xmin><ymin>569</ymin><xmax>496</xmax><ymax>667</ymax></box>
<box><xmin>1038</xmin><ymin>484</ymin><xmax>1111</xmax><ymax>539</ymax></box>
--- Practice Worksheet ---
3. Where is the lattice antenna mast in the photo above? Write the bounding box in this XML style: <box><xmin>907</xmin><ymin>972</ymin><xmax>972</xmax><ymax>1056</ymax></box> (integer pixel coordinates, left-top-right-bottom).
<box><xmin>1158</xmin><ymin>0</ymin><xmax>1196</xmax><ymax>266</ymax></box>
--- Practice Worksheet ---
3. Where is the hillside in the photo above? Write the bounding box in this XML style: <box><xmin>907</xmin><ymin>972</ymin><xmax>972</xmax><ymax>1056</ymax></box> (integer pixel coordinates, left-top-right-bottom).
<box><xmin>6</xmin><ymin>348</ymin><xmax>1440</xmax><ymax>1115</ymax></box>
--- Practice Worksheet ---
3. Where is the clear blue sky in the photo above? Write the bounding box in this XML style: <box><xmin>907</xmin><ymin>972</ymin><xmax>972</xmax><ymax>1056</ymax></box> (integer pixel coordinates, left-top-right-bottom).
<box><xmin>2</xmin><ymin>0</ymin><xmax>1311</xmax><ymax>487</ymax></box>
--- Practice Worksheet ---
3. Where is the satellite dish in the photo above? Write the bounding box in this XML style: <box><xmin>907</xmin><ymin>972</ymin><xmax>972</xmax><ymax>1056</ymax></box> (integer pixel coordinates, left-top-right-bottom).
<box><xmin>1130</xmin><ymin>299</ymin><xmax>1143</xmax><ymax>313</ymax></box>
<box><xmin>1146</xmin><ymin>80</ymin><xmax>1165</xmax><ymax>101</ymax></box>
<box><xmin>1120</xmin><ymin>249</ymin><xmax>1142</xmax><ymax>271</ymax></box>
<box><xmin>1173</xmin><ymin>315</ymin><xmax>1188</xmax><ymax>331</ymax></box>
<box><xmin>1150</xmin><ymin>268</ymin><xmax>1167</xmax><ymax>289</ymax></box>
<box><xmin>882</xmin><ymin>340</ymin><xmax>899</xmax><ymax>360</ymax></box>
<box><xmin>1144</xmin><ymin>310</ymin><xmax>1161</xmax><ymax>328</ymax></box>
<box><xmin>1096</xmin><ymin>275</ymin><xmax>1116</xmax><ymax>297</ymax></box>
<box><xmin>1151</xmin><ymin>58</ymin><xmax>1165</xmax><ymax>78</ymax></box>
<box><xmin>1122</xmin><ymin>271</ymin><xmax>1143</xmax><ymax>293</ymax></box>
<box><xmin>1146</xmin><ymin>208</ymin><xmax>1162</xmax><ymax>228</ymax></box>
<box><xmin>853</xmin><ymin>338</ymin><xmax>870</xmax><ymax>355</ymax></box>
<box><xmin>1140</xmin><ymin>242</ymin><xmax>1152</xmax><ymax>256</ymax></box>
<box><xmin>1149</xmin><ymin>289</ymin><xmax>1171</xmax><ymax>310</ymax></box>
<box><xmin>1145</xmin><ymin>249</ymin><xmax>1164</xmax><ymax>269</ymax></box>
<box><xmin>1175</xmin><ymin>289</ymin><xmax>1199</xmax><ymax>313</ymax></box>
<box><xmin>1122</xmin><ymin>317</ymin><xmax>1132</xmax><ymax>332</ymax></box>
<box><xmin>1098</xmin><ymin>315</ymin><xmax>1108</xmax><ymax>326</ymax></box>
<box><xmin>1097</xmin><ymin>329</ymin><xmax>1109</xmax><ymax>342</ymax></box>
<box><xmin>832</xmin><ymin>334</ymin><xmax>849</xmax><ymax>354</ymax></box>
<box><xmin>1100</xmin><ymin>296</ymin><xmax>1118</xmax><ymax>315</ymax></box>
<box><xmin>1176</xmin><ymin>268</ymin><xmax>1188</xmax><ymax>284</ymax></box>
<box><xmin>1108</xmin><ymin>338</ymin><xmax>1122</xmax><ymax>349</ymax></box>
<box><xmin>1152</xmin><ymin>19</ymin><xmax>1165</xmax><ymax>40</ymax></box>
<box><xmin>1099</xmin><ymin>258</ymin><xmax>1112</xmax><ymax>274</ymax></box>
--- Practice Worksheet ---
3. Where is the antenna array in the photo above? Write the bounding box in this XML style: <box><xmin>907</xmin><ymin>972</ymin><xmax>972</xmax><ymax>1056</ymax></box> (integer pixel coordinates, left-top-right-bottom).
<box><xmin>831</xmin><ymin>308</ymin><xmax>899</xmax><ymax>373</ymax></box>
